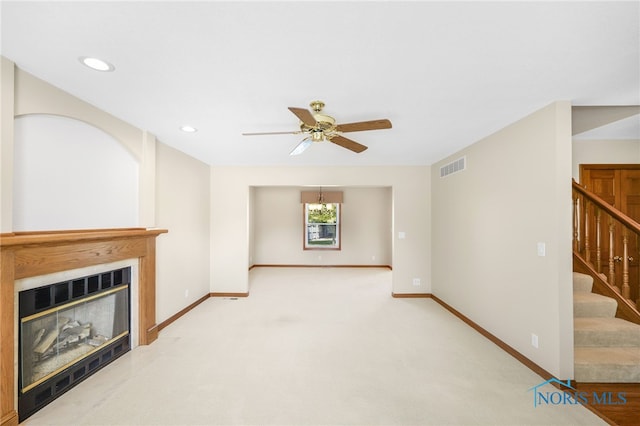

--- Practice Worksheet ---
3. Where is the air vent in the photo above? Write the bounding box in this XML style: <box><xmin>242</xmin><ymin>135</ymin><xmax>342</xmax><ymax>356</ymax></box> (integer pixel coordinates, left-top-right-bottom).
<box><xmin>440</xmin><ymin>156</ymin><xmax>466</xmax><ymax>178</ymax></box>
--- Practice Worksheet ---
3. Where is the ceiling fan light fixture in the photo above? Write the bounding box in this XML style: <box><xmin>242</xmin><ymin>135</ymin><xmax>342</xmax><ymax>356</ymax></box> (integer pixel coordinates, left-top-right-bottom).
<box><xmin>310</xmin><ymin>100</ymin><xmax>325</xmax><ymax>112</ymax></box>
<box><xmin>290</xmin><ymin>138</ymin><xmax>313</xmax><ymax>155</ymax></box>
<box><xmin>79</xmin><ymin>56</ymin><xmax>115</xmax><ymax>72</ymax></box>
<box><xmin>244</xmin><ymin>100</ymin><xmax>392</xmax><ymax>155</ymax></box>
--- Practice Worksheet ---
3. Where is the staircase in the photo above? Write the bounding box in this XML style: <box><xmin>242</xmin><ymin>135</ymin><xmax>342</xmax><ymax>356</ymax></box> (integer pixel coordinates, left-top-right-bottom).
<box><xmin>573</xmin><ymin>272</ymin><xmax>640</xmax><ymax>382</ymax></box>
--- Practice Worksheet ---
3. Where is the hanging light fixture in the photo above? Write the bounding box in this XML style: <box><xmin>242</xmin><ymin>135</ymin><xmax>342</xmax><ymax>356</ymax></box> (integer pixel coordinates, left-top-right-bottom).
<box><xmin>300</xmin><ymin>188</ymin><xmax>343</xmax><ymax>204</ymax></box>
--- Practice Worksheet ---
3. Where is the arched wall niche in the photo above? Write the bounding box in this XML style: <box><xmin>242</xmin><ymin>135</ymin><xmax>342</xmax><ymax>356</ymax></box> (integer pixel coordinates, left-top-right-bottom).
<box><xmin>13</xmin><ymin>67</ymin><xmax>143</xmax><ymax>160</ymax></box>
<box><xmin>6</xmin><ymin>66</ymin><xmax>157</xmax><ymax>230</ymax></box>
<box><xmin>13</xmin><ymin>113</ymin><xmax>139</xmax><ymax>231</ymax></box>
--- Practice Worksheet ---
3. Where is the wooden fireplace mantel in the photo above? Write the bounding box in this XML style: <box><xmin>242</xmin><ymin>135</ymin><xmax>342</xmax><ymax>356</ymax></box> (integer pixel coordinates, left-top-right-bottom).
<box><xmin>0</xmin><ymin>227</ymin><xmax>167</xmax><ymax>426</ymax></box>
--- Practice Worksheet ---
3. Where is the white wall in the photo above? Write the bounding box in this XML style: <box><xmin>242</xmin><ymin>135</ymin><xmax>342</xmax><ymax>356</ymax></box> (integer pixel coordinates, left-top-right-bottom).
<box><xmin>155</xmin><ymin>142</ymin><xmax>210</xmax><ymax>322</ymax></box>
<box><xmin>13</xmin><ymin>114</ymin><xmax>138</xmax><ymax>230</ymax></box>
<box><xmin>431</xmin><ymin>102</ymin><xmax>574</xmax><ymax>379</ymax></box>
<box><xmin>211</xmin><ymin>166</ymin><xmax>430</xmax><ymax>295</ymax></box>
<box><xmin>252</xmin><ymin>186</ymin><xmax>392</xmax><ymax>266</ymax></box>
<box><xmin>1</xmin><ymin>57</ymin><xmax>15</xmax><ymax>232</ymax></box>
<box><xmin>572</xmin><ymin>139</ymin><xmax>640</xmax><ymax>180</ymax></box>
<box><xmin>3</xmin><ymin>61</ymin><xmax>212</xmax><ymax>327</ymax></box>
<box><xmin>11</xmin><ymin>66</ymin><xmax>156</xmax><ymax>228</ymax></box>
<box><xmin>248</xmin><ymin>186</ymin><xmax>256</xmax><ymax>267</ymax></box>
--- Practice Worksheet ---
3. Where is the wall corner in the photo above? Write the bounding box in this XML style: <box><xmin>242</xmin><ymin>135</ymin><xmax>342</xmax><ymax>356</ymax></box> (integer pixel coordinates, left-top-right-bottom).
<box><xmin>0</xmin><ymin>57</ymin><xmax>15</xmax><ymax>232</ymax></box>
<box><xmin>140</xmin><ymin>131</ymin><xmax>157</xmax><ymax>227</ymax></box>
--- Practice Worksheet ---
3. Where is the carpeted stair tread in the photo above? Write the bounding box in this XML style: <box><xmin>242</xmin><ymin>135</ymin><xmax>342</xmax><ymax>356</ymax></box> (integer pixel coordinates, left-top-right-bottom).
<box><xmin>573</xmin><ymin>291</ymin><xmax>618</xmax><ymax>318</ymax></box>
<box><xmin>574</xmin><ymin>347</ymin><xmax>640</xmax><ymax>382</ymax></box>
<box><xmin>572</xmin><ymin>271</ymin><xmax>640</xmax><ymax>383</ymax></box>
<box><xmin>573</xmin><ymin>272</ymin><xmax>593</xmax><ymax>293</ymax></box>
<box><xmin>574</xmin><ymin>317</ymin><xmax>640</xmax><ymax>347</ymax></box>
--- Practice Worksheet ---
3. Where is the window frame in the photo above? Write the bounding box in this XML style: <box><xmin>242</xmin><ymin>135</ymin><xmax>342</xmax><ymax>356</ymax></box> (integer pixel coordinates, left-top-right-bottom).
<box><xmin>303</xmin><ymin>202</ymin><xmax>341</xmax><ymax>251</ymax></box>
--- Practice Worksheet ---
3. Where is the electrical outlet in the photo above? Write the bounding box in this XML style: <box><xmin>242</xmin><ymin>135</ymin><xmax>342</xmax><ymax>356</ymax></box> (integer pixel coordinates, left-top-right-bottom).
<box><xmin>185</xmin><ymin>289</ymin><xmax>189</xmax><ymax>299</ymax></box>
<box><xmin>531</xmin><ymin>333</ymin><xmax>539</xmax><ymax>348</ymax></box>
<box><xmin>372</xmin><ymin>255</ymin><xmax>376</xmax><ymax>261</ymax></box>
<box><xmin>412</xmin><ymin>278</ymin><xmax>421</xmax><ymax>287</ymax></box>
<box><xmin>537</xmin><ymin>242</ymin><xmax>546</xmax><ymax>257</ymax></box>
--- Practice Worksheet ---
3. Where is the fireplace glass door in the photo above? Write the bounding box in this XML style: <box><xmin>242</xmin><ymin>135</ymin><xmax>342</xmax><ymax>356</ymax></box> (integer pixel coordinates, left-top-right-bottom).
<box><xmin>20</xmin><ymin>285</ymin><xmax>129</xmax><ymax>393</ymax></box>
<box><xmin>18</xmin><ymin>267</ymin><xmax>132</xmax><ymax>421</ymax></box>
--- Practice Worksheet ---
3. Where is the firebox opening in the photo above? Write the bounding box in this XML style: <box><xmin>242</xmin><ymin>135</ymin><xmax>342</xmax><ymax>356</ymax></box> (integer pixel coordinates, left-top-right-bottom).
<box><xmin>18</xmin><ymin>267</ymin><xmax>131</xmax><ymax>422</ymax></box>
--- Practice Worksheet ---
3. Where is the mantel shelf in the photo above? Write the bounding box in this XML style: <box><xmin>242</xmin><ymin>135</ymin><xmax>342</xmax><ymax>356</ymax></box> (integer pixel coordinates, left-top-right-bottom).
<box><xmin>1</xmin><ymin>227</ymin><xmax>167</xmax><ymax>248</ymax></box>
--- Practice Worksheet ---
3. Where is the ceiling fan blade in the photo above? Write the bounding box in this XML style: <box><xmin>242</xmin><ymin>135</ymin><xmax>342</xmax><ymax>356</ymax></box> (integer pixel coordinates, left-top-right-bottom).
<box><xmin>329</xmin><ymin>135</ymin><xmax>368</xmax><ymax>153</ymax></box>
<box><xmin>288</xmin><ymin>107</ymin><xmax>317</xmax><ymax>127</ymax></box>
<box><xmin>290</xmin><ymin>138</ymin><xmax>313</xmax><ymax>156</ymax></box>
<box><xmin>336</xmin><ymin>119</ymin><xmax>392</xmax><ymax>133</ymax></box>
<box><xmin>242</xmin><ymin>131</ymin><xmax>300</xmax><ymax>136</ymax></box>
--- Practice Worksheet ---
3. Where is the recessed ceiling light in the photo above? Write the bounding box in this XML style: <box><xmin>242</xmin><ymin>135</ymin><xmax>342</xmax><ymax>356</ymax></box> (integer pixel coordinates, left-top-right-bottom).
<box><xmin>180</xmin><ymin>125</ymin><xmax>198</xmax><ymax>133</ymax></box>
<box><xmin>79</xmin><ymin>56</ymin><xmax>115</xmax><ymax>72</ymax></box>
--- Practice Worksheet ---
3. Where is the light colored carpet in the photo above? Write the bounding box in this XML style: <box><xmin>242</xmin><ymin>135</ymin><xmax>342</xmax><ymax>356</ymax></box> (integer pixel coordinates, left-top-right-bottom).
<box><xmin>24</xmin><ymin>267</ymin><xmax>605</xmax><ymax>425</ymax></box>
<box><xmin>573</xmin><ymin>292</ymin><xmax>619</xmax><ymax>318</ymax></box>
<box><xmin>573</xmin><ymin>272</ymin><xmax>640</xmax><ymax>382</ymax></box>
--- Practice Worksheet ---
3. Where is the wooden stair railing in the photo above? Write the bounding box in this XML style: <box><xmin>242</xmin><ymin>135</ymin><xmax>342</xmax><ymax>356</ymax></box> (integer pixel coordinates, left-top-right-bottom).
<box><xmin>573</xmin><ymin>179</ymin><xmax>640</xmax><ymax>325</ymax></box>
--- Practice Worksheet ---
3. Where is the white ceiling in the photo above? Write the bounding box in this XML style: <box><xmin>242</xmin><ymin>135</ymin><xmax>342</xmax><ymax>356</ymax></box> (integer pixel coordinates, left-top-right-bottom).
<box><xmin>2</xmin><ymin>1</ymin><xmax>639</xmax><ymax>166</ymax></box>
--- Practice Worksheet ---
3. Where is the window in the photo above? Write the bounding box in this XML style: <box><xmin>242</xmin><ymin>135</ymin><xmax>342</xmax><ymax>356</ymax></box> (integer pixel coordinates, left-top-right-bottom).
<box><xmin>304</xmin><ymin>203</ymin><xmax>341</xmax><ymax>250</ymax></box>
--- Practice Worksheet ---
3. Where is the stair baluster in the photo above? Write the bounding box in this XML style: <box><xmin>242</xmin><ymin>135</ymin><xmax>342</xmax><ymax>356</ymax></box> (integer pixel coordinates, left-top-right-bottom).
<box><xmin>608</xmin><ymin>217</ymin><xmax>617</xmax><ymax>289</ymax></box>
<box><xmin>573</xmin><ymin>179</ymin><xmax>640</xmax><ymax>317</ymax></box>
<box><xmin>584</xmin><ymin>199</ymin><xmax>591</xmax><ymax>264</ymax></box>
<box><xmin>573</xmin><ymin>195</ymin><xmax>580</xmax><ymax>252</ymax></box>
<box><xmin>595</xmin><ymin>207</ymin><xmax>602</xmax><ymax>273</ymax></box>
<box><xmin>622</xmin><ymin>230</ymin><xmax>630</xmax><ymax>300</ymax></box>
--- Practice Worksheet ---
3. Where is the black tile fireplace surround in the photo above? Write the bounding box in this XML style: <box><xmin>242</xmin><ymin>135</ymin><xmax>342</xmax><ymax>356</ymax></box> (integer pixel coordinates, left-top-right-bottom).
<box><xmin>18</xmin><ymin>267</ymin><xmax>131</xmax><ymax>422</ymax></box>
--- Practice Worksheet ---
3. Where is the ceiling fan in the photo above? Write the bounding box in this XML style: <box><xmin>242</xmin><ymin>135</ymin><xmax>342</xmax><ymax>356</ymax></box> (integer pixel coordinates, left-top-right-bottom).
<box><xmin>242</xmin><ymin>100</ymin><xmax>392</xmax><ymax>155</ymax></box>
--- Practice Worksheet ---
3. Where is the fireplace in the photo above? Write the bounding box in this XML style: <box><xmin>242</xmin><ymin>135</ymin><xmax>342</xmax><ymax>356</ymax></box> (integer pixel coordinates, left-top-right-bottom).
<box><xmin>0</xmin><ymin>228</ymin><xmax>166</xmax><ymax>426</ymax></box>
<box><xmin>18</xmin><ymin>267</ymin><xmax>132</xmax><ymax>421</ymax></box>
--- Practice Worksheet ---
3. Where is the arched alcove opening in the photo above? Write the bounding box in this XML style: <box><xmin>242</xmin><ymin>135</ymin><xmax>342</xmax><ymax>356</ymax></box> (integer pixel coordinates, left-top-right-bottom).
<box><xmin>13</xmin><ymin>114</ymin><xmax>139</xmax><ymax>231</ymax></box>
